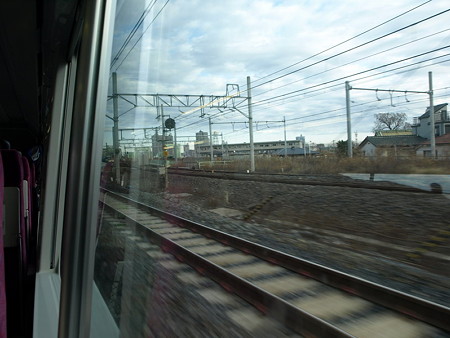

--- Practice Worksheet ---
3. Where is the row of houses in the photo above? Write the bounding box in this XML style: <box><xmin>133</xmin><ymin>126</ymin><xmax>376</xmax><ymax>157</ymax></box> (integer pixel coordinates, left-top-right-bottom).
<box><xmin>359</xmin><ymin>103</ymin><xmax>450</xmax><ymax>158</ymax></box>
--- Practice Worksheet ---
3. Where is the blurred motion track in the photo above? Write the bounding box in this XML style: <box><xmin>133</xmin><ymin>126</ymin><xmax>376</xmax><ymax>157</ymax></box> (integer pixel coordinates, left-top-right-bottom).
<box><xmin>100</xmin><ymin>188</ymin><xmax>450</xmax><ymax>337</ymax></box>
<box><xmin>166</xmin><ymin>167</ymin><xmax>439</xmax><ymax>193</ymax></box>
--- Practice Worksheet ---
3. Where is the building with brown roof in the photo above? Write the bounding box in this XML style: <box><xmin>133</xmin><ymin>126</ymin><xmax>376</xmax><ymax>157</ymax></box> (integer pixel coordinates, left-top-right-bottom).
<box><xmin>416</xmin><ymin>133</ymin><xmax>450</xmax><ymax>159</ymax></box>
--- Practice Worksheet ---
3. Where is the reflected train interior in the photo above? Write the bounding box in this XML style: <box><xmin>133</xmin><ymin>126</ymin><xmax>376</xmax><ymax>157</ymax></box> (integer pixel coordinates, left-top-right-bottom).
<box><xmin>1</xmin><ymin>0</ymin><xmax>450</xmax><ymax>337</ymax></box>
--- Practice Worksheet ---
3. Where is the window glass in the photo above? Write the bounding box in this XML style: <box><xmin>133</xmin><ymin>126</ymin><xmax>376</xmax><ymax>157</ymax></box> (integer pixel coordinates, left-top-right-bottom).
<box><xmin>94</xmin><ymin>1</ymin><xmax>450</xmax><ymax>336</ymax></box>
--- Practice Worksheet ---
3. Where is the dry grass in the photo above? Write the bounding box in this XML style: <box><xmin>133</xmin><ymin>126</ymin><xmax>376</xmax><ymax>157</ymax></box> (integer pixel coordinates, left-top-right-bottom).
<box><xmin>218</xmin><ymin>156</ymin><xmax>450</xmax><ymax>175</ymax></box>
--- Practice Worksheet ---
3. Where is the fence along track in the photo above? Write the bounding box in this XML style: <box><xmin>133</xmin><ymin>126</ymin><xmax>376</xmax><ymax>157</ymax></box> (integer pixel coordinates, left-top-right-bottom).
<box><xmin>100</xmin><ymin>189</ymin><xmax>450</xmax><ymax>337</ymax></box>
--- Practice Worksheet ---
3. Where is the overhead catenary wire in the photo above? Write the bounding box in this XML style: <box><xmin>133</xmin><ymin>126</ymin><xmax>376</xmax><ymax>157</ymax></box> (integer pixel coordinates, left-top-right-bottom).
<box><xmin>108</xmin><ymin>3</ymin><xmax>450</xmax><ymax>146</ymax></box>
<box><xmin>251</xmin><ymin>0</ymin><xmax>432</xmax><ymax>86</ymax></box>
<box><xmin>174</xmin><ymin>52</ymin><xmax>449</xmax><ymax>131</ymax></box>
<box><xmin>178</xmin><ymin>86</ymin><xmax>450</xmax><ymax>140</ymax></box>
<box><xmin>115</xmin><ymin>11</ymin><xmax>450</xmax><ymax>132</ymax></box>
<box><xmin>192</xmin><ymin>4</ymin><xmax>445</xmax><ymax>113</ymax></box>
<box><xmin>110</xmin><ymin>57</ymin><xmax>450</xmax><ymax>137</ymax></box>
<box><xmin>227</xmin><ymin>93</ymin><xmax>449</xmax><ymax>141</ymax></box>
<box><xmin>110</xmin><ymin>0</ymin><xmax>158</xmax><ymax>69</ymax></box>
<box><xmin>252</xmin><ymin>46</ymin><xmax>450</xmax><ymax>106</ymax></box>
<box><xmin>173</xmin><ymin>80</ymin><xmax>450</xmax><ymax>137</ymax></box>
<box><xmin>227</xmin><ymin>42</ymin><xmax>450</xmax><ymax>114</ymax></box>
<box><xmin>248</xmin><ymin>54</ymin><xmax>450</xmax><ymax>111</ymax></box>
<box><xmin>248</xmin><ymin>8</ymin><xmax>450</xmax><ymax>92</ymax></box>
<box><xmin>253</xmin><ymin>28</ymin><xmax>450</xmax><ymax>99</ymax></box>
<box><xmin>114</xmin><ymin>0</ymin><xmax>170</xmax><ymax>71</ymax></box>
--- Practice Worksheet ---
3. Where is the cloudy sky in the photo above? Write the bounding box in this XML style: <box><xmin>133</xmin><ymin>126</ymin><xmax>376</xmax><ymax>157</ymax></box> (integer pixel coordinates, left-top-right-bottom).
<box><xmin>105</xmin><ymin>0</ymin><xmax>450</xmax><ymax>148</ymax></box>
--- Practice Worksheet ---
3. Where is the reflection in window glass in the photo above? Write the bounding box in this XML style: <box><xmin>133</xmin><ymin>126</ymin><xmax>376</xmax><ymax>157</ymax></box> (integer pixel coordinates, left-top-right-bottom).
<box><xmin>95</xmin><ymin>1</ymin><xmax>450</xmax><ymax>336</ymax></box>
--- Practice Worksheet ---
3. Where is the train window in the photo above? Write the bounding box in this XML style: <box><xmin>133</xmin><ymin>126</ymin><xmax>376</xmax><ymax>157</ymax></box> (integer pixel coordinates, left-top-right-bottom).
<box><xmin>92</xmin><ymin>1</ymin><xmax>450</xmax><ymax>337</ymax></box>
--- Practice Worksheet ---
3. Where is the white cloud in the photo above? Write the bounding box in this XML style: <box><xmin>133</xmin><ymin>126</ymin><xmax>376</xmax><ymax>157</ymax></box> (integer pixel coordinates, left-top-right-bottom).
<box><xmin>106</xmin><ymin>0</ymin><xmax>450</xmax><ymax>146</ymax></box>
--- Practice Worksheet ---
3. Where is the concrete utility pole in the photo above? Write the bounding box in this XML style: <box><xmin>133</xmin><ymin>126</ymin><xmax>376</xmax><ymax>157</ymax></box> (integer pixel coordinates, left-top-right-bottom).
<box><xmin>112</xmin><ymin>72</ymin><xmax>121</xmax><ymax>183</ymax></box>
<box><xmin>247</xmin><ymin>76</ymin><xmax>255</xmax><ymax>172</ymax></box>
<box><xmin>160</xmin><ymin>105</ymin><xmax>168</xmax><ymax>159</ymax></box>
<box><xmin>345</xmin><ymin>81</ymin><xmax>353</xmax><ymax>158</ymax></box>
<box><xmin>160</xmin><ymin>104</ymin><xmax>168</xmax><ymax>189</ymax></box>
<box><xmin>209</xmin><ymin>117</ymin><xmax>213</xmax><ymax>162</ymax></box>
<box><xmin>428</xmin><ymin>71</ymin><xmax>436</xmax><ymax>158</ymax></box>
<box><xmin>174</xmin><ymin>123</ymin><xmax>177</xmax><ymax>161</ymax></box>
<box><xmin>283</xmin><ymin>116</ymin><xmax>287</xmax><ymax>157</ymax></box>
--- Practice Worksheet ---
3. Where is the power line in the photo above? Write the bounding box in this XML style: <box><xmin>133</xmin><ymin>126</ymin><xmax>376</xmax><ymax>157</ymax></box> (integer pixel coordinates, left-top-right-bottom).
<box><xmin>252</xmin><ymin>28</ymin><xmax>450</xmax><ymax>98</ymax></box>
<box><xmin>250</xmin><ymin>54</ymin><xmax>450</xmax><ymax>111</ymax></box>
<box><xmin>110</xmin><ymin>0</ymin><xmax>158</xmax><ymax>69</ymax></box>
<box><xmin>163</xmin><ymin>63</ymin><xmax>450</xmax><ymax>135</ymax></box>
<box><xmin>253</xmin><ymin>46</ymin><xmax>450</xmax><ymax>106</ymax></box>
<box><xmin>114</xmin><ymin>0</ymin><xmax>171</xmax><ymax>71</ymax></box>
<box><xmin>189</xmin><ymin>4</ymin><xmax>442</xmax><ymax>113</ymax></box>
<box><xmin>251</xmin><ymin>0</ymin><xmax>432</xmax><ymax>85</ymax></box>
<box><xmin>175</xmin><ymin>56</ymin><xmax>450</xmax><ymax>134</ymax></box>
<box><xmin>250</xmin><ymin>8</ymin><xmax>450</xmax><ymax>90</ymax></box>
<box><xmin>212</xmin><ymin>88</ymin><xmax>450</xmax><ymax>138</ymax></box>
<box><xmin>228</xmin><ymin>52</ymin><xmax>450</xmax><ymax>115</ymax></box>
<box><xmin>282</xmin><ymin>92</ymin><xmax>450</xmax><ymax>128</ymax></box>
<box><xmin>159</xmin><ymin>8</ymin><xmax>450</xmax><ymax>133</ymax></box>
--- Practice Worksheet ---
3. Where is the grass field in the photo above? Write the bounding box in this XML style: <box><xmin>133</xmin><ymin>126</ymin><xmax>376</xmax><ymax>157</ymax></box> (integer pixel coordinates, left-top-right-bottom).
<box><xmin>182</xmin><ymin>156</ymin><xmax>450</xmax><ymax>175</ymax></box>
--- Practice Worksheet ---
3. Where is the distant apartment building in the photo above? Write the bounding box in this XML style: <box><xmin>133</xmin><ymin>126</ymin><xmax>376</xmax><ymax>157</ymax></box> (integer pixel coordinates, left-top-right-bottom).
<box><xmin>195</xmin><ymin>136</ymin><xmax>305</xmax><ymax>158</ymax></box>
<box><xmin>184</xmin><ymin>143</ymin><xmax>196</xmax><ymax>157</ymax></box>
<box><xmin>296</xmin><ymin>135</ymin><xmax>306</xmax><ymax>148</ymax></box>
<box><xmin>151</xmin><ymin>132</ymin><xmax>173</xmax><ymax>158</ymax></box>
<box><xmin>194</xmin><ymin>130</ymin><xmax>209</xmax><ymax>156</ymax></box>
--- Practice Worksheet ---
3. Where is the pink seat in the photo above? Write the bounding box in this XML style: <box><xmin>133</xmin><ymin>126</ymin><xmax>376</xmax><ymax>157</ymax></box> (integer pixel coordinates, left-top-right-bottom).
<box><xmin>1</xmin><ymin>149</ymin><xmax>27</xmax><ymax>337</ymax></box>
<box><xmin>0</xmin><ymin>153</ymin><xmax>8</xmax><ymax>337</ymax></box>
<box><xmin>21</xmin><ymin>156</ymin><xmax>35</xmax><ymax>276</ymax></box>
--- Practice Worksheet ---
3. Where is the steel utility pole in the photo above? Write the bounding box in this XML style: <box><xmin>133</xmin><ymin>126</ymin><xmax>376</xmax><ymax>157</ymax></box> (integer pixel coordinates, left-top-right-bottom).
<box><xmin>428</xmin><ymin>72</ymin><xmax>436</xmax><ymax>158</ymax></box>
<box><xmin>174</xmin><ymin>123</ymin><xmax>177</xmax><ymax>161</ymax></box>
<box><xmin>247</xmin><ymin>76</ymin><xmax>255</xmax><ymax>172</ymax></box>
<box><xmin>345</xmin><ymin>81</ymin><xmax>352</xmax><ymax>158</ymax></box>
<box><xmin>209</xmin><ymin>117</ymin><xmax>213</xmax><ymax>162</ymax></box>
<box><xmin>160</xmin><ymin>104</ymin><xmax>168</xmax><ymax>189</ymax></box>
<box><xmin>283</xmin><ymin>116</ymin><xmax>287</xmax><ymax>157</ymax></box>
<box><xmin>112</xmin><ymin>72</ymin><xmax>121</xmax><ymax>182</ymax></box>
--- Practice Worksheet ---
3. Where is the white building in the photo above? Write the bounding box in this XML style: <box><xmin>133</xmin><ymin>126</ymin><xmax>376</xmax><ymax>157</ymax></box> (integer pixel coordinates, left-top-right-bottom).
<box><xmin>412</xmin><ymin>103</ymin><xmax>449</xmax><ymax>139</ymax></box>
<box><xmin>196</xmin><ymin>138</ymin><xmax>305</xmax><ymax>158</ymax></box>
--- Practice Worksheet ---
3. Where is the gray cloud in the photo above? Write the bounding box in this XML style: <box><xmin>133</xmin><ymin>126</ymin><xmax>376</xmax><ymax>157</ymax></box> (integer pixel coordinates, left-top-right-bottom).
<box><xmin>106</xmin><ymin>0</ymin><xmax>450</xmax><ymax>146</ymax></box>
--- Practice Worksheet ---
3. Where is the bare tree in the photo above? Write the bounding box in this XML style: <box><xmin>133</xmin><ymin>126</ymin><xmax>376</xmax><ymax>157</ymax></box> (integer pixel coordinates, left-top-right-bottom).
<box><xmin>373</xmin><ymin>112</ymin><xmax>410</xmax><ymax>133</ymax></box>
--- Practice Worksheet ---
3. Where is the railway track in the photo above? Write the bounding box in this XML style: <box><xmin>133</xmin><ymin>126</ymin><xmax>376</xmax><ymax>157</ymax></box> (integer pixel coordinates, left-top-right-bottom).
<box><xmin>166</xmin><ymin>167</ymin><xmax>440</xmax><ymax>194</ymax></box>
<box><xmin>100</xmin><ymin>188</ymin><xmax>450</xmax><ymax>337</ymax></box>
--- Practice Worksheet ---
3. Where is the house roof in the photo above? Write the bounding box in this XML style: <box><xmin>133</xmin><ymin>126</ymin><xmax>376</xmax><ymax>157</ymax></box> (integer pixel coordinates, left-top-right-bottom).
<box><xmin>419</xmin><ymin>103</ymin><xmax>448</xmax><ymax>119</ymax></box>
<box><xmin>374</xmin><ymin>130</ymin><xmax>413</xmax><ymax>136</ymax></box>
<box><xmin>359</xmin><ymin>135</ymin><xmax>426</xmax><ymax>148</ymax></box>
<box><xmin>419</xmin><ymin>133</ymin><xmax>450</xmax><ymax>145</ymax></box>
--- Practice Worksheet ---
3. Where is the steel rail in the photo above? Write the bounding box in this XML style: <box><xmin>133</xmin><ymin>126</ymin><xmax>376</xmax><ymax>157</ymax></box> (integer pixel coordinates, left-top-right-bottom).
<box><xmin>166</xmin><ymin>168</ymin><xmax>439</xmax><ymax>194</ymax></box>
<box><xmin>100</xmin><ymin>194</ymin><xmax>352</xmax><ymax>337</ymax></box>
<box><xmin>101</xmin><ymin>188</ymin><xmax>450</xmax><ymax>333</ymax></box>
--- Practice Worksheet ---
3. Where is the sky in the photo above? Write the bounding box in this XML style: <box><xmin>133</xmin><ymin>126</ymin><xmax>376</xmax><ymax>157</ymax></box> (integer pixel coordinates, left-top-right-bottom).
<box><xmin>105</xmin><ymin>0</ymin><xmax>450</xmax><ymax>148</ymax></box>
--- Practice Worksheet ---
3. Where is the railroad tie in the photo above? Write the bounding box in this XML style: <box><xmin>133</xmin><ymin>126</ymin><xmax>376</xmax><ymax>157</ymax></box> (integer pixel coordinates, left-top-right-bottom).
<box><xmin>406</xmin><ymin>228</ymin><xmax>450</xmax><ymax>261</ymax></box>
<box><xmin>243</xmin><ymin>194</ymin><xmax>276</xmax><ymax>221</ymax></box>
